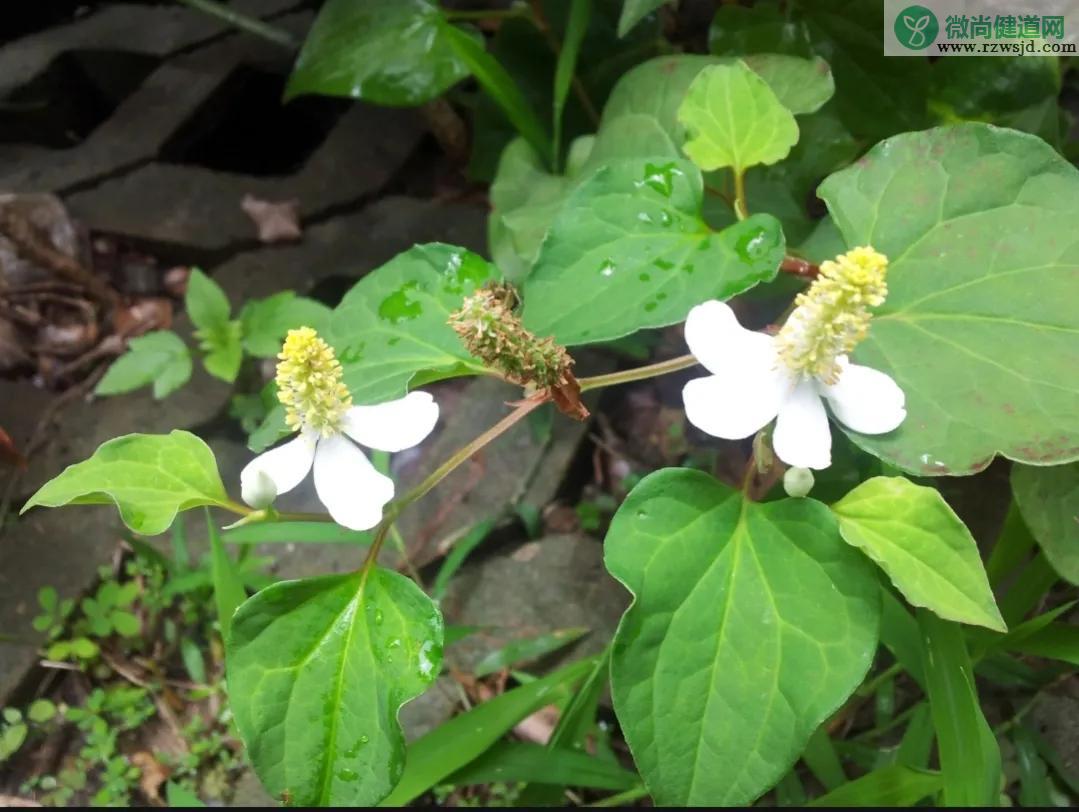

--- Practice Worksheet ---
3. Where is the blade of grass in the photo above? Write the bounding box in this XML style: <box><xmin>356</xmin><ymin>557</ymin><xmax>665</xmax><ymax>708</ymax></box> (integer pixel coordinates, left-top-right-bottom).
<box><xmin>446</xmin><ymin>741</ymin><xmax>636</xmax><ymax>790</ymax></box>
<box><xmin>918</xmin><ymin>610</ymin><xmax>1001</xmax><ymax>806</ymax></box>
<box><xmin>431</xmin><ymin>519</ymin><xmax>495</xmax><ymax>602</ymax></box>
<box><xmin>808</xmin><ymin>765</ymin><xmax>943</xmax><ymax>807</ymax></box>
<box><xmin>473</xmin><ymin>627</ymin><xmax>589</xmax><ymax>677</ymax></box>
<box><xmin>552</xmin><ymin>0</ymin><xmax>591</xmax><ymax>169</ymax></box>
<box><xmin>379</xmin><ymin>657</ymin><xmax>596</xmax><ymax>805</ymax></box>
<box><xmin>207</xmin><ymin>510</ymin><xmax>246</xmax><ymax>642</ymax></box>
<box><xmin>440</xmin><ymin>22</ymin><xmax>552</xmax><ymax>166</ymax></box>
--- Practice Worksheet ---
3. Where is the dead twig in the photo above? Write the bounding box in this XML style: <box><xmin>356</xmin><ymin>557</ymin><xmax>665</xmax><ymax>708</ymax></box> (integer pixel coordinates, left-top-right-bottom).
<box><xmin>0</xmin><ymin>300</ymin><xmax>42</xmax><ymax>328</ymax></box>
<box><xmin>0</xmin><ymin>205</ymin><xmax>116</xmax><ymax>307</ymax></box>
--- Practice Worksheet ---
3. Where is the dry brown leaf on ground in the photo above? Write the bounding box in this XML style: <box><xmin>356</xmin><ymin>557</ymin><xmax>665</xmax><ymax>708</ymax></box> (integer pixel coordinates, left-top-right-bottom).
<box><xmin>129</xmin><ymin>751</ymin><xmax>171</xmax><ymax>803</ymax></box>
<box><xmin>513</xmin><ymin>704</ymin><xmax>560</xmax><ymax>745</ymax></box>
<box><xmin>240</xmin><ymin>194</ymin><xmax>302</xmax><ymax>243</ymax></box>
<box><xmin>111</xmin><ymin>297</ymin><xmax>173</xmax><ymax>337</ymax></box>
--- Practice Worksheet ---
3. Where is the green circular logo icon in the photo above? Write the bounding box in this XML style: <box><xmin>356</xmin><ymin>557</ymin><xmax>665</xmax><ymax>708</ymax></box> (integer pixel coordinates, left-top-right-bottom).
<box><xmin>894</xmin><ymin>5</ymin><xmax>939</xmax><ymax>50</ymax></box>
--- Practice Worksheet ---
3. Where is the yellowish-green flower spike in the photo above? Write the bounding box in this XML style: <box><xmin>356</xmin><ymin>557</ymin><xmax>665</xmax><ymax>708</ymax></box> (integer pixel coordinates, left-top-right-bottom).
<box><xmin>275</xmin><ymin>327</ymin><xmax>352</xmax><ymax>436</ymax></box>
<box><xmin>775</xmin><ymin>246</ymin><xmax>889</xmax><ymax>384</ymax></box>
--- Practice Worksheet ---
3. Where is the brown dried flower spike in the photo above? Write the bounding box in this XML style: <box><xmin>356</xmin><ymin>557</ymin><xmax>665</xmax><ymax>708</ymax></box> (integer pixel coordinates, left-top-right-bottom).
<box><xmin>449</xmin><ymin>283</ymin><xmax>589</xmax><ymax>420</ymax></box>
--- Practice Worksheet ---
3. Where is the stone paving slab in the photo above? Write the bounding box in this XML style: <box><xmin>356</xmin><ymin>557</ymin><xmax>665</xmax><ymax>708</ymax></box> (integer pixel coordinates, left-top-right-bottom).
<box><xmin>0</xmin><ymin>0</ymin><xmax>301</xmax><ymax>91</ymax></box>
<box><xmin>65</xmin><ymin>104</ymin><xmax>425</xmax><ymax>252</ymax></box>
<box><xmin>0</xmin><ymin>11</ymin><xmax>315</xmax><ymax>194</ymax></box>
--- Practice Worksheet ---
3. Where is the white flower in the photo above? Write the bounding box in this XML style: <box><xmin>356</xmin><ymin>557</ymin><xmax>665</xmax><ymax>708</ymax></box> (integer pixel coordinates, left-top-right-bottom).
<box><xmin>681</xmin><ymin>300</ymin><xmax>906</xmax><ymax>471</ymax></box>
<box><xmin>239</xmin><ymin>327</ymin><xmax>438</xmax><ymax>530</ymax></box>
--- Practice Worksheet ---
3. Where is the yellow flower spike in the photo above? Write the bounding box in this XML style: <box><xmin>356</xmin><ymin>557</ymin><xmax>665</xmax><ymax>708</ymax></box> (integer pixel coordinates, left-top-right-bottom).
<box><xmin>275</xmin><ymin>327</ymin><xmax>352</xmax><ymax>436</ymax></box>
<box><xmin>774</xmin><ymin>245</ymin><xmax>889</xmax><ymax>384</ymax></box>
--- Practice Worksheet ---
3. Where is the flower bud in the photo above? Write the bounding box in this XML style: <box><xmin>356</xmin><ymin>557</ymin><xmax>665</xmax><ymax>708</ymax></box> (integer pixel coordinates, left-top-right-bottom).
<box><xmin>242</xmin><ymin>468</ymin><xmax>278</xmax><ymax>509</ymax></box>
<box><xmin>783</xmin><ymin>466</ymin><xmax>815</xmax><ymax>498</ymax></box>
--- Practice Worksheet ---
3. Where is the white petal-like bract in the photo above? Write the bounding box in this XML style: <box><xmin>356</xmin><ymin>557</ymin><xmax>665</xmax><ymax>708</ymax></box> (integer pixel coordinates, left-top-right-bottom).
<box><xmin>313</xmin><ymin>434</ymin><xmax>394</xmax><ymax>530</ymax></box>
<box><xmin>684</xmin><ymin>300</ymin><xmax>777</xmax><ymax>378</ymax></box>
<box><xmin>683</xmin><ymin>368</ymin><xmax>788</xmax><ymax>440</ymax></box>
<box><xmin>240</xmin><ymin>430</ymin><xmax>318</xmax><ymax>508</ymax></box>
<box><xmin>773</xmin><ymin>379</ymin><xmax>832</xmax><ymax>470</ymax></box>
<box><xmin>342</xmin><ymin>391</ymin><xmax>440</xmax><ymax>453</ymax></box>
<box><xmin>818</xmin><ymin>359</ymin><xmax>906</xmax><ymax>435</ymax></box>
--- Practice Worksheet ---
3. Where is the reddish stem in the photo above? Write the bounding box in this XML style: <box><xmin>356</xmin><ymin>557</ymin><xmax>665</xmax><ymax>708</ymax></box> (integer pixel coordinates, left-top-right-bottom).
<box><xmin>780</xmin><ymin>256</ymin><xmax>819</xmax><ymax>280</ymax></box>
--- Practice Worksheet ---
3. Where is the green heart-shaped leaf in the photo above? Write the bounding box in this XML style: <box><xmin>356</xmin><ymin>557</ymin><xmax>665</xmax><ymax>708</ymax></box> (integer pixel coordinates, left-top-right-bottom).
<box><xmin>606</xmin><ymin>469</ymin><xmax>879</xmax><ymax>805</ymax></box>
<box><xmin>22</xmin><ymin>431</ymin><xmax>229</xmax><ymax>535</ymax></box>
<box><xmin>329</xmin><ymin>243</ymin><xmax>498</xmax><ymax>404</ymax></box>
<box><xmin>819</xmin><ymin>124</ymin><xmax>1079</xmax><ymax>475</ymax></box>
<box><xmin>229</xmin><ymin>569</ymin><xmax>443</xmax><ymax>806</ymax></box>
<box><xmin>521</xmin><ymin>158</ymin><xmax>784</xmax><ymax>346</ymax></box>
<box><xmin>678</xmin><ymin>61</ymin><xmax>799</xmax><ymax>174</ymax></box>
<box><xmin>833</xmin><ymin>476</ymin><xmax>1005</xmax><ymax>631</ymax></box>
<box><xmin>286</xmin><ymin>0</ymin><xmax>476</xmax><ymax>106</ymax></box>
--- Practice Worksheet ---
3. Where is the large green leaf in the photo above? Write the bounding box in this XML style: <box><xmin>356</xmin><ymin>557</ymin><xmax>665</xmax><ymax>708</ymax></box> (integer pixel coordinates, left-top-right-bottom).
<box><xmin>606</xmin><ymin>469</ymin><xmax>880</xmax><ymax>805</ymax></box>
<box><xmin>329</xmin><ymin>243</ymin><xmax>497</xmax><ymax>404</ymax></box>
<box><xmin>818</xmin><ymin>124</ymin><xmax>1079</xmax><ymax>475</ymax></box>
<box><xmin>589</xmin><ymin>53</ymin><xmax>830</xmax><ymax>171</ymax></box>
<box><xmin>229</xmin><ymin>569</ymin><xmax>443</xmax><ymax>806</ymax></box>
<box><xmin>22</xmin><ymin>431</ymin><xmax>229</xmax><ymax>535</ymax></box>
<box><xmin>521</xmin><ymin>158</ymin><xmax>784</xmax><ymax>346</ymax></box>
<box><xmin>678</xmin><ymin>61</ymin><xmax>799</xmax><ymax>175</ymax></box>
<box><xmin>832</xmin><ymin>477</ymin><xmax>1005</xmax><ymax>631</ymax></box>
<box><xmin>286</xmin><ymin>0</ymin><xmax>475</xmax><ymax>105</ymax></box>
<box><xmin>1011</xmin><ymin>462</ymin><xmax>1079</xmax><ymax>585</ymax></box>
<box><xmin>95</xmin><ymin>330</ymin><xmax>192</xmax><ymax>400</ymax></box>
<box><xmin>488</xmin><ymin>136</ymin><xmax>594</xmax><ymax>282</ymax></box>
<box><xmin>918</xmin><ymin>611</ymin><xmax>1001</xmax><ymax>806</ymax></box>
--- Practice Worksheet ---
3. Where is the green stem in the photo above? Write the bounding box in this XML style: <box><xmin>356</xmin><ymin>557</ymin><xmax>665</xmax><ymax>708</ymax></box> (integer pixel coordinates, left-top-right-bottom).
<box><xmin>733</xmin><ymin>170</ymin><xmax>748</xmax><ymax>220</ymax></box>
<box><xmin>587</xmin><ymin>785</ymin><xmax>650</xmax><ymax>807</ymax></box>
<box><xmin>856</xmin><ymin>662</ymin><xmax>904</xmax><ymax>698</ymax></box>
<box><xmin>222</xmin><ymin>499</ymin><xmax>254</xmax><ymax>517</ymax></box>
<box><xmin>176</xmin><ymin>0</ymin><xmax>297</xmax><ymax>48</ymax></box>
<box><xmin>362</xmin><ymin>397</ymin><xmax>544</xmax><ymax>570</ymax></box>
<box><xmin>578</xmin><ymin>354</ymin><xmax>699</xmax><ymax>392</ymax></box>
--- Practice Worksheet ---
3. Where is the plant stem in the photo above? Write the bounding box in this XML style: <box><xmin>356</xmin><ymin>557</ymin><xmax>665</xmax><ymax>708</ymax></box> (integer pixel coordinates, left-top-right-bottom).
<box><xmin>780</xmin><ymin>255</ymin><xmax>819</xmax><ymax>280</ymax></box>
<box><xmin>362</xmin><ymin>397</ymin><xmax>544</xmax><ymax>570</ymax></box>
<box><xmin>222</xmin><ymin>499</ymin><xmax>254</xmax><ymax>517</ymax></box>
<box><xmin>578</xmin><ymin>354</ymin><xmax>699</xmax><ymax>392</ymax></box>
<box><xmin>856</xmin><ymin>661</ymin><xmax>904</xmax><ymax>698</ymax></box>
<box><xmin>176</xmin><ymin>0</ymin><xmax>297</xmax><ymax>48</ymax></box>
<box><xmin>587</xmin><ymin>785</ymin><xmax>650</xmax><ymax>807</ymax></box>
<box><xmin>733</xmin><ymin>170</ymin><xmax>748</xmax><ymax>220</ymax></box>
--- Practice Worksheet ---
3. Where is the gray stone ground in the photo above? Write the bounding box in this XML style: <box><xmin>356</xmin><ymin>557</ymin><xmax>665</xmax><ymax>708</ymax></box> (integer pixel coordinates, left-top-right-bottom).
<box><xmin>0</xmin><ymin>4</ymin><xmax>625</xmax><ymax>780</ymax></box>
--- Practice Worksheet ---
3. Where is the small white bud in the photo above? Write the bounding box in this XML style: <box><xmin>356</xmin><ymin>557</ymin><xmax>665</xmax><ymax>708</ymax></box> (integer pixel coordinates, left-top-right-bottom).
<box><xmin>783</xmin><ymin>466</ymin><xmax>814</xmax><ymax>498</ymax></box>
<box><xmin>241</xmin><ymin>468</ymin><xmax>278</xmax><ymax>509</ymax></box>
